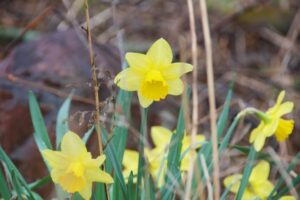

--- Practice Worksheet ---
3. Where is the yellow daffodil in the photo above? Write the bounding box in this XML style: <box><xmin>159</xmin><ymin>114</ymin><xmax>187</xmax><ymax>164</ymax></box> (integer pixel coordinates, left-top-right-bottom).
<box><xmin>42</xmin><ymin>131</ymin><xmax>113</xmax><ymax>200</ymax></box>
<box><xmin>114</xmin><ymin>38</ymin><xmax>193</xmax><ymax>107</ymax></box>
<box><xmin>224</xmin><ymin>160</ymin><xmax>274</xmax><ymax>200</ymax></box>
<box><xmin>249</xmin><ymin>91</ymin><xmax>294</xmax><ymax>151</ymax></box>
<box><xmin>122</xmin><ymin>126</ymin><xmax>205</xmax><ymax>187</ymax></box>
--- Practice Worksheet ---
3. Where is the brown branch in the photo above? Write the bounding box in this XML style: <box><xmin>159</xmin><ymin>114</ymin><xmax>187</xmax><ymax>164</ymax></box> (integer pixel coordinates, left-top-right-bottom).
<box><xmin>5</xmin><ymin>73</ymin><xmax>95</xmax><ymax>105</ymax></box>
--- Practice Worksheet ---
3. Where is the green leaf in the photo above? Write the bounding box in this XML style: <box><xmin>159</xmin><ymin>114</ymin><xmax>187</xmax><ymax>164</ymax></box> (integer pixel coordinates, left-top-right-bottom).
<box><xmin>101</xmin><ymin>127</ymin><xmax>128</xmax><ymax>199</ymax></box>
<box><xmin>56</xmin><ymin>92</ymin><xmax>73</xmax><ymax>149</ymax></box>
<box><xmin>233</xmin><ymin>145</ymin><xmax>271</xmax><ymax>160</ymax></box>
<box><xmin>236</xmin><ymin>147</ymin><xmax>257</xmax><ymax>200</ymax></box>
<box><xmin>0</xmin><ymin>167</ymin><xmax>11</xmax><ymax>199</ymax></box>
<box><xmin>11</xmin><ymin>170</ymin><xmax>24</xmax><ymax>199</ymax></box>
<box><xmin>136</xmin><ymin>108</ymin><xmax>148</xmax><ymax>200</ymax></box>
<box><xmin>92</xmin><ymin>183</ymin><xmax>106</xmax><ymax>200</ymax></box>
<box><xmin>127</xmin><ymin>172</ymin><xmax>135</xmax><ymax>200</ymax></box>
<box><xmin>82</xmin><ymin>125</ymin><xmax>95</xmax><ymax>144</ymax></box>
<box><xmin>28</xmin><ymin>91</ymin><xmax>52</xmax><ymax>150</ymax></box>
<box><xmin>72</xmin><ymin>192</ymin><xmax>84</xmax><ymax>200</ymax></box>
<box><xmin>28</xmin><ymin>175</ymin><xmax>51</xmax><ymax>190</ymax></box>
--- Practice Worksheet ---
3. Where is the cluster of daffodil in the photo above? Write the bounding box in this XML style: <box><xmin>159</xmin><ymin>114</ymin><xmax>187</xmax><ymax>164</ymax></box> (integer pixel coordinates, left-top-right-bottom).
<box><xmin>224</xmin><ymin>161</ymin><xmax>295</xmax><ymax>200</ymax></box>
<box><xmin>41</xmin><ymin>38</ymin><xmax>296</xmax><ymax>199</ymax></box>
<box><xmin>122</xmin><ymin>126</ymin><xmax>205</xmax><ymax>187</ymax></box>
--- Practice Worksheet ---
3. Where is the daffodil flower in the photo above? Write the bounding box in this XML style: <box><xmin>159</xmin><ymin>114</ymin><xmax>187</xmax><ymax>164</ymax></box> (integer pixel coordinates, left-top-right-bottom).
<box><xmin>42</xmin><ymin>131</ymin><xmax>113</xmax><ymax>200</ymax></box>
<box><xmin>122</xmin><ymin>126</ymin><xmax>205</xmax><ymax>187</ymax></box>
<box><xmin>249</xmin><ymin>91</ymin><xmax>294</xmax><ymax>151</ymax></box>
<box><xmin>114</xmin><ymin>38</ymin><xmax>193</xmax><ymax>107</ymax></box>
<box><xmin>224</xmin><ymin>160</ymin><xmax>274</xmax><ymax>200</ymax></box>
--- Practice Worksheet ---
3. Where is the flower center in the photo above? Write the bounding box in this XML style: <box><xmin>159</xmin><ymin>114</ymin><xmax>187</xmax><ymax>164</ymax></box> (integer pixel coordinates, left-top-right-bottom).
<box><xmin>68</xmin><ymin>161</ymin><xmax>85</xmax><ymax>177</ymax></box>
<box><xmin>140</xmin><ymin>70</ymin><xmax>168</xmax><ymax>101</ymax></box>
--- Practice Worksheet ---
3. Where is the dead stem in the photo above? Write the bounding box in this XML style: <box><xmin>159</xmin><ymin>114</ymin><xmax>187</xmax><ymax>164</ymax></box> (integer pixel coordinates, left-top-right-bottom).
<box><xmin>84</xmin><ymin>0</ymin><xmax>109</xmax><ymax>199</ymax></box>
<box><xmin>185</xmin><ymin>0</ymin><xmax>198</xmax><ymax>199</ymax></box>
<box><xmin>199</xmin><ymin>0</ymin><xmax>220</xmax><ymax>199</ymax></box>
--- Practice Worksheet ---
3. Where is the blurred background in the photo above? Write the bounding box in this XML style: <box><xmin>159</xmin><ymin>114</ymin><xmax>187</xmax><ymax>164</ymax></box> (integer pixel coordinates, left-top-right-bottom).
<box><xmin>0</xmin><ymin>0</ymin><xmax>300</xmax><ymax>198</ymax></box>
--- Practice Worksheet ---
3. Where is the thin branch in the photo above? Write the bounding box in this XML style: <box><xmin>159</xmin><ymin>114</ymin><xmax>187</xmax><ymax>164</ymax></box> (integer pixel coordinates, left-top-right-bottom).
<box><xmin>199</xmin><ymin>0</ymin><xmax>220</xmax><ymax>199</ymax></box>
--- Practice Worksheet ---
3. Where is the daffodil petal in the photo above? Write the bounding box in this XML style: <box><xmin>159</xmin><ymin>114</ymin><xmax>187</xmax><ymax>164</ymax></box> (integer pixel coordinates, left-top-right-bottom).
<box><xmin>267</xmin><ymin>91</ymin><xmax>286</xmax><ymax>114</ymax></box>
<box><xmin>249</xmin><ymin>123</ymin><xmax>263</xmax><ymax>143</ymax></box>
<box><xmin>123</xmin><ymin>150</ymin><xmax>139</xmax><ymax>175</ymax></box>
<box><xmin>275</xmin><ymin>102</ymin><xmax>294</xmax><ymax>117</ymax></box>
<box><xmin>252</xmin><ymin>180</ymin><xmax>274</xmax><ymax>198</ymax></box>
<box><xmin>275</xmin><ymin>119</ymin><xmax>294</xmax><ymax>142</ymax></box>
<box><xmin>263</xmin><ymin>118</ymin><xmax>279</xmax><ymax>137</ymax></box>
<box><xmin>249</xmin><ymin>160</ymin><xmax>270</xmax><ymax>182</ymax></box>
<box><xmin>85</xmin><ymin>155</ymin><xmax>106</xmax><ymax>168</ymax></box>
<box><xmin>125</xmin><ymin>53</ymin><xmax>150</xmax><ymax>72</ymax></box>
<box><xmin>79</xmin><ymin>182</ymin><xmax>92</xmax><ymax>200</ymax></box>
<box><xmin>42</xmin><ymin>150</ymin><xmax>70</xmax><ymax>169</ymax></box>
<box><xmin>151</xmin><ymin>126</ymin><xmax>173</xmax><ymax>148</ymax></box>
<box><xmin>61</xmin><ymin>131</ymin><xmax>87</xmax><ymax>157</ymax></box>
<box><xmin>253</xmin><ymin>133</ymin><xmax>267</xmax><ymax>151</ymax></box>
<box><xmin>167</xmin><ymin>79</ymin><xmax>183</xmax><ymax>95</ymax></box>
<box><xmin>147</xmin><ymin>38</ymin><xmax>172</xmax><ymax>67</ymax></box>
<box><xmin>242</xmin><ymin>188</ymin><xmax>258</xmax><ymax>200</ymax></box>
<box><xmin>276</xmin><ymin>91</ymin><xmax>285</xmax><ymax>104</ymax></box>
<box><xmin>86</xmin><ymin>168</ymin><xmax>114</xmax><ymax>184</ymax></box>
<box><xmin>137</xmin><ymin>91</ymin><xmax>153</xmax><ymax>107</ymax></box>
<box><xmin>280</xmin><ymin>196</ymin><xmax>296</xmax><ymax>200</ymax></box>
<box><xmin>162</xmin><ymin>62</ymin><xmax>193</xmax><ymax>79</ymax></box>
<box><xmin>223</xmin><ymin>174</ymin><xmax>242</xmax><ymax>193</ymax></box>
<box><xmin>114</xmin><ymin>68</ymin><xmax>144</xmax><ymax>91</ymax></box>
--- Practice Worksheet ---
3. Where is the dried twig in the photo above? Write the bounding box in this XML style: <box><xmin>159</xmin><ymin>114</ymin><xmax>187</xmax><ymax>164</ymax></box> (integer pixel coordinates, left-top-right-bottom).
<box><xmin>199</xmin><ymin>0</ymin><xmax>220</xmax><ymax>199</ymax></box>
<box><xmin>84</xmin><ymin>0</ymin><xmax>109</xmax><ymax>199</ymax></box>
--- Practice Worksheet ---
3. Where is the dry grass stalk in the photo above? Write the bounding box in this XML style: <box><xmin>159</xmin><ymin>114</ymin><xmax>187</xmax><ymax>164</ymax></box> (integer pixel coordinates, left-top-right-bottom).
<box><xmin>199</xmin><ymin>0</ymin><xmax>220</xmax><ymax>199</ymax></box>
<box><xmin>184</xmin><ymin>0</ymin><xmax>199</xmax><ymax>199</ymax></box>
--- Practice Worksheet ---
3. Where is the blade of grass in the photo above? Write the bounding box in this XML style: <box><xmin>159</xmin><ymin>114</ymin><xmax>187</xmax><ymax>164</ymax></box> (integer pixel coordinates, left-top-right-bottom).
<box><xmin>236</xmin><ymin>147</ymin><xmax>257</xmax><ymax>200</ymax></box>
<box><xmin>56</xmin><ymin>92</ymin><xmax>73</xmax><ymax>149</ymax></box>
<box><xmin>0</xmin><ymin>167</ymin><xmax>11</xmax><ymax>199</ymax></box>
<box><xmin>136</xmin><ymin>108</ymin><xmax>148</xmax><ymax>200</ymax></box>
<box><xmin>268</xmin><ymin>152</ymin><xmax>300</xmax><ymax>199</ymax></box>
<box><xmin>28</xmin><ymin>91</ymin><xmax>52</xmax><ymax>150</ymax></box>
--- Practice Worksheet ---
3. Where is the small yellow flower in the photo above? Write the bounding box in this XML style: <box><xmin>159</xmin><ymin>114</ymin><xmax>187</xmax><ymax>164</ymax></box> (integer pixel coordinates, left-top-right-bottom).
<box><xmin>249</xmin><ymin>91</ymin><xmax>294</xmax><ymax>151</ymax></box>
<box><xmin>122</xmin><ymin>126</ymin><xmax>205</xmax><ymax>187</ymax></box>
<box><xmin>114</xmin><ymin>38</ymin><xmax>193</xmax><ymax>107</ymax></box>
<box><xmin>224</xmin><ymin>160</ymin><xmax>274</xmax><ymax>200</ymax></box>
<box><xmin>42</xmin><ymin>131</ymin><xmax>113</xmax><ymax>200</ymax></box>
